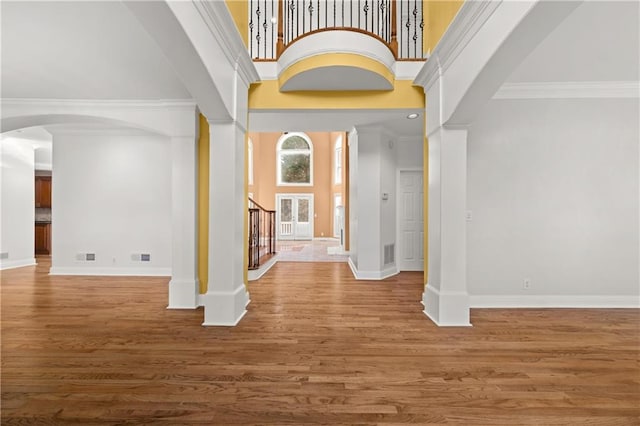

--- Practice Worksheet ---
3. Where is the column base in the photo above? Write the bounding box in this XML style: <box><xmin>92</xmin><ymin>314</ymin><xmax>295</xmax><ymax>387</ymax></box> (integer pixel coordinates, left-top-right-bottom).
<box><xmin>422</xmin><ymin>284</ymin><xmax>471</xmax><ymax>326</ymax></box>
<box><xmin>202</xmin><ymin>284</ymin><xmax>250</xmax><ymax>326</ymax></box>
<box><xmin>168</xmin><ymin>279</ymin><xmax>199</xmax><ymax>309</ymax></box>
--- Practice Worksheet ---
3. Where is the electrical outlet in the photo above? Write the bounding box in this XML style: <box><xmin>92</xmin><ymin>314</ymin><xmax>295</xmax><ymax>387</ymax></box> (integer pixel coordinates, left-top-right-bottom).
<box><xmin>0</xmin><ymin>252</ymin><xmax>8</xmax><ymax>260</ymax></box>
<box><xmin>523</xmin><ymin>278</ymin><xmax>531</xmax><ymax>290</ymax></box>
<box><xmin>466</xmin><ymin>210</ymin><xmax>473</xmax><ymax>221</ymax></box>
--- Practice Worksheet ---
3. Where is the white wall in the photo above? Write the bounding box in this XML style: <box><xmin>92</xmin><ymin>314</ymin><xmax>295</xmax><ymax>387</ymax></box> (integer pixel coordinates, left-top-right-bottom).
<box><xmin>50</xmin><ymin>129</ymin><xmax>172</xmax><ymax>275</ymax></box>
<box><xmin>467</xmin><ymin>98</ymin><xmax>639</xmax><ymax>306</ymax></box>
<box><xmin>397</xmin><ymin>137</ymin><xmax>423</xmax><ymax>169</ymax></box>
<box><xmin>348</xmin><ymin>129</ymin><xmax>358</xmax><ymax>267</ymax></box>
<box><xmin>0</xmin><ymin>138</ymin><xmax>36</xmax><ymax>269</ymax></box>
<box><xmin>380</xmin><ymin>136</ymin><xmax>397</xmax><ymax>265</ymax></box>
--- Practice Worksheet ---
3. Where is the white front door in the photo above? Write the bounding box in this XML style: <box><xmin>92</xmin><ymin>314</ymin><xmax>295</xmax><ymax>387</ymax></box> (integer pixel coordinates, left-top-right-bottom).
<box><xmin>333</xmin><ymin>194</ymin><xmax>342</xmax><ymax>238</ymax></box>
<box><xmin>277</xmin><ymin>194</ymin><xmax>313</xmax><ymax>240</ymax></box>
<box><xmin>397</xmin><ymin>171</ymin><xmax>424</xmax><ymax>271</ymax></box>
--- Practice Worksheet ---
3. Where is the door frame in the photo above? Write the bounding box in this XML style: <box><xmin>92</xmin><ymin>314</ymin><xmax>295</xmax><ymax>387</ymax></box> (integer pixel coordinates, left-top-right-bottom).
<box><xmin>275</xmin><ymin>193</ymin><xmax>314</xmax><ymax>241</ymax></box>
<box><xmin>396</xmin><ymin>168</ymin><xmax>424</xmax><ymax>272</ymax></box>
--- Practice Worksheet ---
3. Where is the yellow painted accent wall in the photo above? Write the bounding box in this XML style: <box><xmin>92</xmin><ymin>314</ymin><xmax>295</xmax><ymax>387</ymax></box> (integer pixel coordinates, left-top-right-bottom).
<box><xmin>249</xmin><ymin>80</ymin><xmax>424</xmax><ymax>110</ymax></box>
<box><xmin>225</xmin><ymin>0</ymin><xmax>249</xmax><ymax>47</ymax></box>
<box><xmin>198</xmin><ymin>114</ymin><xmax>209</xmax><ymax>294</ymax></box>
<box><xmin>423</xmin><ymin>0</ymin><xmax>464</xmax><ymax>54</ymax></box>
<box><xmin>279</xmin><ymin>53</ymin><xmax>394</xmax><ymax>90</ymax></box>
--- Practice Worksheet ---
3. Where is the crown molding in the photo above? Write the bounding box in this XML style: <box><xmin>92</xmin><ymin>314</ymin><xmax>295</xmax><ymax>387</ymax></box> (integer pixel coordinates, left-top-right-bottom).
<box><xmin>1</xmin><ymin>98</ymin><xmax>197</xmax><ymax>110</ymax></box>
<box><xmin>195</xmin><ymin>2</ymin><xmax>260</xmax><ymax>87</ymax></box>
<box><xmin>493</xmin><ymin>81</ymin><xmax>640</xmax><ymax>99</ymax></box>
<box><xmin>414</xmin><ymin>1</ymin><xmax>501</xmax><ymax>91</ymax></box>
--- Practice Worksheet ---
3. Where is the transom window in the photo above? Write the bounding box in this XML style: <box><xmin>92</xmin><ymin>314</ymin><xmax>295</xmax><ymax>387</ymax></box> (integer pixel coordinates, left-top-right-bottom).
<box><xmin>277</xmin><ymin>132</ymin><xmax>313</xmax><ymax>186</ymax></box>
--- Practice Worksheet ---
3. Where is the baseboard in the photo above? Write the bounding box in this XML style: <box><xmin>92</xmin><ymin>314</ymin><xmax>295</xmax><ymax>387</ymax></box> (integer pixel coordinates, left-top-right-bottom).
<box><xmin>0</xmin><ymin>258</ymin><xmax>37</xmax><ymax>270</ymax></box>
<box><xmin>248</xmin><ymin>254</ymin><xmax>278</xmax><ymax>281</ymax></box>
<box><xmin>49</xmin><ymin>266</ymin><xmax>172</xmax><ymax>276</ymax></box>
<box><xmin>470</xmin><ymin>294</ymin><xmax>640</xmax><ymax>308</ymax></box>
<box><xmin>422</xmin><ymin>285</ymin><xmax>472</xmax><ymax>327</ymax></box>
<box><xmin>347</xmin><ymin>257</ymin><xmax>399</xmax><ymax>280</ymax></box>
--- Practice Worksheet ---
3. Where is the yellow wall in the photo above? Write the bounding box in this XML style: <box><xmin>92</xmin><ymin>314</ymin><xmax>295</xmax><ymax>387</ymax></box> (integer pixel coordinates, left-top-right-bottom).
<box><xmin>197</xmin><ymin>114</ymin><xmax>209</xmax><ymax>294</ymax></box>
<box><xmin>249</xmin><ymin>131</ymin><xmax>346</xmax><ymax>238</ymax></box>
<box><xmin>423</xmin><ymin>0</ymin><xmax>464</xmax><ymax>54</ymax></box>
<box><xmin>225</xmin><ymin>0</ymin><xmax>249</xmax><ymax>47</ymax></box>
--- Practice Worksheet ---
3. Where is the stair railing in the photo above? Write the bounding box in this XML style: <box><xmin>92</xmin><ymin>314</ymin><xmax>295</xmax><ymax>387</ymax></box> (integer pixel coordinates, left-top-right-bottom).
<box><xmin>248</xmin><ymin>198</ymin><xmax>277</xmax><ymax>270</ymax></box>
<box><xmin>249</xmin><ymin>0</ymin><xmax>424</xmax><ymax>60</ymax></box>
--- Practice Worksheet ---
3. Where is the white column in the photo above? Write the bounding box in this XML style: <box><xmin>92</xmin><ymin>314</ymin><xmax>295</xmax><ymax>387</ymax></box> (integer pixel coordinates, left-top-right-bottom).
<box><xmin>422</xmin><ymin>126</ymin><xmax>470</xmax><ymax>326</ymax></box>
<box><xmin>168</xmin><ymin>135</ymin><xmax>199</xmax><ymax>309</ymax></box>
<box><xmin>201</xmin><ymin>120</ymin><xmax>250</xmax><ymax>326</ymax></box>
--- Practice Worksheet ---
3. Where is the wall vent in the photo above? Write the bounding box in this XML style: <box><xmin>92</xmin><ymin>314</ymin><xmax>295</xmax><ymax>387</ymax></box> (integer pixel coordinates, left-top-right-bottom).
<box><xmin>76</xmin><ymin>253</ymin><xmax>96</xmax><ymax>261</ymax></box>
<box><xmin>0</xmin><ymin>252</ymin><xmax>9</xmax><ymax>260</ymax></box>
<box><xmin>384</xmin><ymin>244</ymin><xmax>395</xmax><ymax>265</ymax></box>
<box><xmin>131</xmin><ymin>253</ymin><xmax>151</xmax><ymax>262</ymax></box>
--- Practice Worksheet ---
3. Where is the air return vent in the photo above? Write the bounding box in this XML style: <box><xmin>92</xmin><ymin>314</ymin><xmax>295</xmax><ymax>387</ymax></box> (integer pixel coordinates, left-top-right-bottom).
<box><xmin>76</xmin><ymin>253</ymin><xmax>96</xmax><ymax>261</ymax></box>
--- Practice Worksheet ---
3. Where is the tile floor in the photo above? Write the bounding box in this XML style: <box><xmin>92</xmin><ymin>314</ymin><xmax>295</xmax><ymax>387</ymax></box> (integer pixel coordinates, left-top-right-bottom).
<box><xmin>276</xmin><ymin>238</ymin><xmax>349</xmax><ymax>262</ymax></box>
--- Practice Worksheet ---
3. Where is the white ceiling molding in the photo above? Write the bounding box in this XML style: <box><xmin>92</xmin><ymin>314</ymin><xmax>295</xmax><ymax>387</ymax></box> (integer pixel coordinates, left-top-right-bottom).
<box><xmin>195</xmin><ymin>1</ymin><xmax>260</xmax><ymax>87</ymax></box>
<box><xmin>1</xmin><ymin>98</ymin><xmax>196</xmax><ymax>109</ymax></box>
<box><xmin>494</xmin><ymin>81</ymin><xmax>640</xmax><ymax>99</ymax></box>
<box><xmin>414</xmin><ymin>1</ymin><xmax>501</xmax><ymax>91</ymax></box>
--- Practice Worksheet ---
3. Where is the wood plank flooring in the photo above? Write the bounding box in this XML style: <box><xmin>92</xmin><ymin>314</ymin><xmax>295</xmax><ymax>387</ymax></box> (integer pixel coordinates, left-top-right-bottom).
<box><xmin>1</xmin><ymin>258</ymin><xmax>639</xmax><ymax>425</ymax></box>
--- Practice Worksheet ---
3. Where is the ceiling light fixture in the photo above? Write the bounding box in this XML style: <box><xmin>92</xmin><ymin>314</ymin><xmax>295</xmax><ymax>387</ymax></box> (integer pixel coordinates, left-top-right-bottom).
<box><xmin>407</xmin><ymin>113</ymin><xmax>419</xmax><ymax>119</ymax></box>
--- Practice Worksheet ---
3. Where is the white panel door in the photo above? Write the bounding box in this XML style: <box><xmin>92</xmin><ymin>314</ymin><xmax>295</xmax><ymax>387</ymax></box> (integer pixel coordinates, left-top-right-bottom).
<box><xmin>277</xmin><ymin>194</ymin><xmax>313</xmax><ymax>240</ymax></box>
<box><xmin>398</xmin><ymin>171</ymin><xmax>424</xmax><ymax>271</ymax></box>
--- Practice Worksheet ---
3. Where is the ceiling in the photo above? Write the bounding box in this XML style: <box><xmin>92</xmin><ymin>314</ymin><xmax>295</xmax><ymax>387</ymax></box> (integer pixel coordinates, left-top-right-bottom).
<box><xmin>1</xmin><ymin>1</ymin><xmax>191</xmax><ymax>100</ymax></box>
<box><xmin>507</xmin><ymin>1</ymin><xmax>639</xmax><ymax>83</ymax></box>
<box><xmin>249</xmin><ymin>108</ymin><xmax>425</xmax><ymax>138</ymax></box>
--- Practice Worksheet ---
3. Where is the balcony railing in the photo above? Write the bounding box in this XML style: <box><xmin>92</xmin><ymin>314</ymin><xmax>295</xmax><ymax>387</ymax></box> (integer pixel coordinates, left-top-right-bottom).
<box><xmin>249</xmin><ymin>0</ymin><xmax>425</xmax><ymax>61</ymax></box>
<box><xmin>248</xmin><ymin>198</ymin><xmax>276</xmax><ymax>270</ymax></box>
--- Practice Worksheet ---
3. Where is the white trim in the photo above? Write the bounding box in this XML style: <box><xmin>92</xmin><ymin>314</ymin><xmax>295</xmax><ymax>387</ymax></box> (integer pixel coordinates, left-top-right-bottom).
<box><xmin>422</xmin><ymin>285</ymin><xmax>472</xmax><ymax>327</ymax></box>
<box><xmin>470</xmin><ymin>295</ymin><xmax>640</xmax><ymax>309</ymax></box>
<box><xmin>197</xmin><ymin>294</ymin><xmax>205</xmax><ymax>307</ymax></box>
<box><xmin>494</xmin><ymin>81</ymin><xmax>640</xmax><ymax>100</ymax></box>
<box><xmin>348</xmin><ymin>257</ymin><xmax>399</xmax><ymax>280</ymax></box>
<box><xmin>49</xmin><ymin>267</ymin><xmax>171</xmax><ymax>276</ymax></box>
<box><xmin>1</xmin><ymin>98</ymin><xmax>196</xmax><ymax>109</ymax></box>
<box><xmin>201</xmin><ymin>285</ymin><xmax>251</xmax><ymax>326</ymax></box>
<box><xmin>0</xmin><ymin>258</ymin><xmax>37</xmax><ymax>270</ymax></box>
<box><xmin>248</xmin><ymin>254</ymin><xmax>279</xmax><ymax>281</ymax></box>
<box><xmin>414</xmin><ymin>1</ymin><xmax>500</xmax><ymax>91</ymax></box>
<box><xmin>195</xmin><ymin>2</ymin><xmax>260</xmax><ymax>87</ymax></box>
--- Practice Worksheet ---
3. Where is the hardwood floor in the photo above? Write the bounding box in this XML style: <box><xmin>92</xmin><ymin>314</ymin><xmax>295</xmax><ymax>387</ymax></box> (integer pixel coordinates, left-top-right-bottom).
<box><xmin>1</xmin><ymin>258</ymin><xmax>639</xmax><ymax>425</ymax></box>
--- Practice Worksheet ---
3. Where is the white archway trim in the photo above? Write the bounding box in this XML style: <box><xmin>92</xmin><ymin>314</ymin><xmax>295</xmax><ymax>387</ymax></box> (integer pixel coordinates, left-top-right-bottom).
<box><xmin>1</xmin><ymin>98</ymin><xmax>197</xmax><ymax>137</ymax></box>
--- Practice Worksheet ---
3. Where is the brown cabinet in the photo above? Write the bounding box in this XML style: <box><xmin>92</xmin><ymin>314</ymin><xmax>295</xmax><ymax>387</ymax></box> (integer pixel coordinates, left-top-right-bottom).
<box><xmin>35</xmin><ymin>223</ymin><xmax>51</xmax><ymax>255</ymax></box>
<box><xmin>35</xmin><ymin>176</ymin><xmax>52</xmax><ymax>208</ymax></box>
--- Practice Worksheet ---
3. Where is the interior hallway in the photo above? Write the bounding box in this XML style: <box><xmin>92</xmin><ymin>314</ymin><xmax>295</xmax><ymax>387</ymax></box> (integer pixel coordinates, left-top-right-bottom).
<box><xmin>1</xmin><ymin>258</ymin><xmax>638</xmax><ymax>424</ymax></box>
<box><xmin>276</xmin><ymin>238</ymin><xmax>348</xmax><ymax>262</ymax></box>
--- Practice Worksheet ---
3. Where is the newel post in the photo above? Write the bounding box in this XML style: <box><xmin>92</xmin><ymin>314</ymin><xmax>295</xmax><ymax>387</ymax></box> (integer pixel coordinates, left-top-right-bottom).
<box><xmin>390</xmin><ymin>0</ymin><xmax>398</xmax><ymax>58</ymax></box>
<box><xmin>276</xmin><ymin>0</ymin><xmax>284</xmax><ymax>57</ymax></box>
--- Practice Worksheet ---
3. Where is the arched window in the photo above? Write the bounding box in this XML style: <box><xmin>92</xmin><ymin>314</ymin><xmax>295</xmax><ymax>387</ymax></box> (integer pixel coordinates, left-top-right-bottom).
<box><xmin>248</xmin><ymin>138</ymin><xmax>254</xmax><ymax>185</ymax></box>
<box><xmin>276</xmin><ymin>132</ymin><xmax>313</xmax><ymax>186</ymax></box>
<box><xmin>334</xmin><ymin>135</ymin><xmax>342</xmax><ymax>184</ymax></box>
